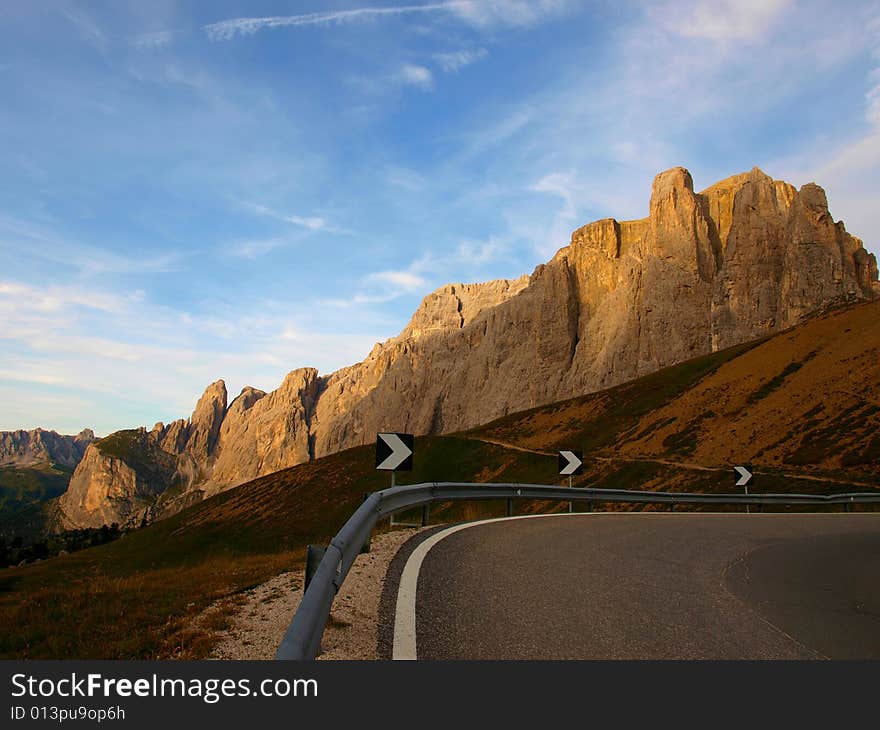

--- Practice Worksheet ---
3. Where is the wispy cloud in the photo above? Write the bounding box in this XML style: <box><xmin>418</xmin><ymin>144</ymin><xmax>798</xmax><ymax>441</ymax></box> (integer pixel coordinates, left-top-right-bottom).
<box><xmin>0</xmin><ymin>280</ymin><xmax>141</xmax><ymax>314</ymax></box>
<box><xmin>400</xmin><ymin>64</ymin><xmax>434</xmax><ymax>89</ymax></box>
<box><xmin>60</xmin><ymin>5</ymin><xmax>108</xmax><ymax>51</ymax></box>
<box><xmin>224</xmin><ymin>237</ymin><xmax>290</xmax><ymax>259</ymax></box>
<box><xmin>385</xmin><ymin>167</ymin><xmax>426</xmax><ymax>191</ymax></box>
<box><xmin>0</xmin><ymin>370</ymin><xmax>67</xmax><ymax>387</ymax></box>
<box><xmin>531</xmin><ymin>172</ymin><xmax>578</xmax><ymax>220</ymax></box>
<box><xmin>459</xmin><ymin>107</ymin><xmax>534</xmax><ymax>158</ymax></box>
<box><xmin>203</xmin><ymin>0</ymin><xmax>570</xmax><ymax>41</ymax></box>
<box><xmin>455</xmin><ymin>236</ymin><xmax>507</xmax><ymax>266</ymax></box>
<box><xmin>241</xmin><ymin>202</ymin><xmax>348</xmax><ymax>234</ymax></box>
<box><xmin>324</xmin><ymin>257</ymin><xmax>432</xmax><ymax>308</ymax></box>
<box><xmin>364</xmin><ymin>269</ymin><xmax>429</xmax><ymax>291</ymax></box>
<box><xmin>0</xmin><ymin>215</ymin><xmax>182</xmax><ymax>276</ymax></box>
<box><xmin>433</xmin><ymin>47</ymin><xmax>488</xmax><ymax>72</ymax></box>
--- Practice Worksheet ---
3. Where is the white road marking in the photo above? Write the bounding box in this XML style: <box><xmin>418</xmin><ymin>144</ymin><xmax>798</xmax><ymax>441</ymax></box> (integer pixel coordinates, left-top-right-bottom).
<box><xmin>392</xmin><ymin>512</ymin><xmax>594</xmax><ymax>660</ymax></box>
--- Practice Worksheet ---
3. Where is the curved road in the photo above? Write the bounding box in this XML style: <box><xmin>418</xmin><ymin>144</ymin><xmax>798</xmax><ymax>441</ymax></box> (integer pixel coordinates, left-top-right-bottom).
<box><xmin>402</xmin><ymin>513</ymin><xmax>880</xmax><ymax>659</ymax></box>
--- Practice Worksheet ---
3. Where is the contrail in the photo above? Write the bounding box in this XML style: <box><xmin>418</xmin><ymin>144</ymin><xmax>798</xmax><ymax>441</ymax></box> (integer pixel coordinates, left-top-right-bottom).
<box><xmin>204</xmin><ymin>2</ymin><xmax>472</xmax><ymax>41</ymax></box>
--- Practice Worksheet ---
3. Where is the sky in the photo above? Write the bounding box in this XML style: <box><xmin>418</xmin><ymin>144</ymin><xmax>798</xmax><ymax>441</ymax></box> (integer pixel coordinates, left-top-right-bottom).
<box><xmin>1</xmin><ymin>0</ymin><xmax>878</xmax><ymax>436</ymax></box>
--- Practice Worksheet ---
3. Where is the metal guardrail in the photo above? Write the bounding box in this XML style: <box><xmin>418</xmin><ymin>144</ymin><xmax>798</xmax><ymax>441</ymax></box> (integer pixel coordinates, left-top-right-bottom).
<box><xmin>274</xmin><ymin>481</ymin><xmax>880</xmax><ymax>660</ymax></box>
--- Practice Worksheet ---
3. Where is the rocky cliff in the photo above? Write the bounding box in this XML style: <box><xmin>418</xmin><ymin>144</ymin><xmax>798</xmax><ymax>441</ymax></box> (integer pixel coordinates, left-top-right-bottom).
<box><xmin>54</xmin><ymin>166</ymin><xmax>879</xmax><ymax>529</ymax></box>
<box><xmin>0</xmin><ymin>428</ymin><xmax>94</xmax><ymax>468</ymax></box>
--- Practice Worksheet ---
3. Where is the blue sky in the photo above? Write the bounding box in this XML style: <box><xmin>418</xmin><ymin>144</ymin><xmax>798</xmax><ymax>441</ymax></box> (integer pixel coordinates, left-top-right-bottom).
<box><xmin>1</xmin><ymin>0</ymin><xmax>878</xmax><ymax>435</ymax></box>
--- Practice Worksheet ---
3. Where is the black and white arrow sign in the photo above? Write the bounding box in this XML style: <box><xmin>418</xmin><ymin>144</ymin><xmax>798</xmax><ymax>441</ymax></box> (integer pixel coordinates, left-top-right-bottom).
<box><xmin>734</xmin><ymin>465</ymin><xmax>753</xmax><ymax>487</ymax></box>
<box><xmin>558</xmin><ymin>450</ymin><xmax>584</xmax><ymax>476</ymax></box>
<box><xmin>376</xmin><ymin>432</ymin><xmax>414</xmax><ymax>471</ymax></box>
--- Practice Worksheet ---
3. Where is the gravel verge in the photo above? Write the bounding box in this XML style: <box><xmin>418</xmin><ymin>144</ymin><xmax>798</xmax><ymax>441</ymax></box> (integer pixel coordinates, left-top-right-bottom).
<box><xmin>204</xmin><ymin>527</ymin><xmax>430</xmax><ymax>660</ymax></box>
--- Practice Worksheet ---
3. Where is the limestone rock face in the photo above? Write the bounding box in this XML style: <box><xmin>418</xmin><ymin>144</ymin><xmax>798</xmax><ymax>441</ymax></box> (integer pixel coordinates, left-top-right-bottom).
<box><xmin>57</xmin><ymin>431</ymin><xmax>177</xmax><ymax>529</ymax></box>
<box><xmin>0</xmin><ymin>427</ymin><xmax>95</xmax><ymax>468</ymax></box>
<box><xmin>53</xmin><ymin>166</ymin><xmax>879</xmax><ymax>528</ymax></box>
<box><xmin>205</xmin><ymin>371</ymin><xmax>318</xmax><ymax>494</ymax></box>
<box><xmin>185</xmin><ymin>380</ymin><xmax>227</xmax><ymax>460</ymax></box>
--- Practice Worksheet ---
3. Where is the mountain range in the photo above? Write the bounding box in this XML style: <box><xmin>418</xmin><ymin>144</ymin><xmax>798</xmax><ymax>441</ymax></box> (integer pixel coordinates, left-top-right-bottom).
<box><xmin>3</xmin><ymin>165</ymin><xmax>876</xmax><ymax>532</ymax></box>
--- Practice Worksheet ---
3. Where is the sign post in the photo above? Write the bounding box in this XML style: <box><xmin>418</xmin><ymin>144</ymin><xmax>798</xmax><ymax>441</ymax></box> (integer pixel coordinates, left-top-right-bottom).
<box><xmin>558</xmin><ymin>450</ymin><xmax>583</xmax><ymax>513</ymax></box>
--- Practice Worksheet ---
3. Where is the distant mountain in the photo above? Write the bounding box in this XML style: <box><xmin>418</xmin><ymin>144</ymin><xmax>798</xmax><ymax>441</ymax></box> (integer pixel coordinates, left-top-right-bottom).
<box><xmin>0</xmin><ymin>428</ymin><xmax>94</xmax><ymax>538</ymax></box>
<box><xmin>54</xmin><ymin>166</ymin><xmax>879</xmax><ymax>530</ymax></box>
<box><xmin>0</xmin><ymin>428</ymin><xmax>94</xmax><ymax>469</ymax></box>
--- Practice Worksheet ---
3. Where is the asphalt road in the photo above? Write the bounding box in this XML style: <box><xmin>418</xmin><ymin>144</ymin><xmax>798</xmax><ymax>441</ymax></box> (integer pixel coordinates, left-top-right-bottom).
<box><xmin>411</xmin><ymin>513</ymin><xmax>880</xmax><ymax>659</ymax></box>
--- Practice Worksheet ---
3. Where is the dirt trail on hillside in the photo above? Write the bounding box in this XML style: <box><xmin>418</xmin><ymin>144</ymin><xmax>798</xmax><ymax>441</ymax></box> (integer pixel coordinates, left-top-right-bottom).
<box><xmin>466</xmin><ymin>436</ymin><xmax>554</xmax><ymax>457</ymax></box>
<box><xmin>465</xmin><ymin>436</ymin><xmax>877</xmax><ymax>490</ymax></box>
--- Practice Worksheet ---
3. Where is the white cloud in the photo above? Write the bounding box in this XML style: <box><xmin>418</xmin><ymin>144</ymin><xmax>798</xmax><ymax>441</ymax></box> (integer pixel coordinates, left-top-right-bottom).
<box><xmin>325</xmin><ymin>256</ymin><xmax>435</xmax><ymax>308</ymax></box>
<box><xmin>364</xmin><ymin>269</ymin><xmax>429</xmax><ymax>291</ymax></box>
<box><xmin>400</xmin><ymin>64</ymin><xmax>434</xmax><ymax>89</ymax></box>
<box><xmin>433</xmin><ymin>47</ymin><xmax>488</xmax><ymax>72</ymax></box>
<box><xmin>655</xmin><ymin>0</ymin><xmax>793</xmax><ymax>42</ymax></box>
<box><xmin>447</xmin><ymin>0</ymin><xmax>572</xmax><ymax>29</ymax></box>
<box><xmin>456</xmin><ymin>236</ymin><xmax>507</xmax><ymax>266</ymax></box>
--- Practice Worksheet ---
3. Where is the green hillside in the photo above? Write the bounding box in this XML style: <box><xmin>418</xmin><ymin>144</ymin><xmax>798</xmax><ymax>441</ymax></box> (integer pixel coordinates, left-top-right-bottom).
<box><xmin>0</xmin><ymin>463</ymin><xmax>72</xmax><ymax>539</ymax></box>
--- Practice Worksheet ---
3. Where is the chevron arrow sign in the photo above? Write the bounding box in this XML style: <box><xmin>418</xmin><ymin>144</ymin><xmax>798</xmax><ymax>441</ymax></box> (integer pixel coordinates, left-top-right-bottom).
<box><xmin>734</xmin><ymin>465</ymin><xmax>753</xmax><ymax>487</ymax></box>
<box><xmin>376</xmin><ymin>432</ymin><xmax>414</xmax><ymax>471</ymax></box>
<box><xmin>558</xmin><ymin>450</ymin><xmax>584</xmax><ymax>476</ymax></box>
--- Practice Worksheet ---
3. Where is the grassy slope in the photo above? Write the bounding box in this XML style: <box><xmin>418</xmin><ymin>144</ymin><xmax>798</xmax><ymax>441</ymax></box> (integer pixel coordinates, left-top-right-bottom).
<box><xmin>0</xmin><ymin>463</ymin><xmax>71</xmax><ymax>515</ymax></box>
<box><xmin>1</xmin><ymin>300</ymin><xmax>878</xmax><ymax>659</ymax></box>
<box><xmin>0</xmin><ymin>463</ymin><xmax>72</xmax><ymax>540</ymax></box>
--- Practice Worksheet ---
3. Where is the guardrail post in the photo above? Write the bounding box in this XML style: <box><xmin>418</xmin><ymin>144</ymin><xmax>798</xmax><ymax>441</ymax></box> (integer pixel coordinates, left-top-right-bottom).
<box><xmin>421</xmin><ymin>503</ymin><xmax>430</xmax><ymax>526</ymax></box>
<box><xmin>304</xmin><ymin>544</ymin><xmax>326</xmax><ymax>592</ymax></box>
<box><xmin>506</xmin><ymin>497</ymin><xmax>513</xmax><ymax>517</ymax></box>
